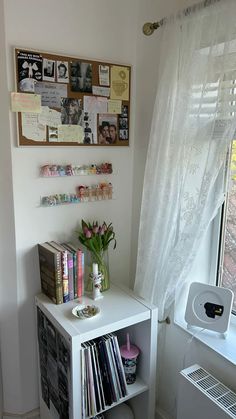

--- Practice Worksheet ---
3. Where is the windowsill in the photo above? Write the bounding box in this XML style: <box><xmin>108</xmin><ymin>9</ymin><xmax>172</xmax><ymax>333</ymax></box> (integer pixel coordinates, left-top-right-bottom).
<box><xmin>174</xmin><ymin>315</ymin><xmax>236</xmax><ymax>366</ymax></box>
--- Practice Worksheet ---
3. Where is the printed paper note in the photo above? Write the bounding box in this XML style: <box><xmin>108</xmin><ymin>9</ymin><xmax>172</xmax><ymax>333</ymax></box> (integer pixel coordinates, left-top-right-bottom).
<box><xmin>99</xmin><ymin>65</ymin><xmax>110</xmax><ymax>86</ymax></box>
<box><xmin>110</xmin><ymin>66</ymin><xmax>129</xmax><ymax>101</ymax></box>
<box><xmin>108</xmin><ymin>99</ymin><xmax>122</xmax><ymax>114</ymax></box>
<box><xmin>11</xmin><ymin>92</ymin><xmax>41</xmax><ymax>113</ymax></box>
<box><xmin>84</xmin><ymin>96</ymin><xmax>107</xmax><ymax>114</ymax></box>
<box><xmin>58</xmin><ymin>125</ymin><xmax>84</xmax><ymax>143</ymax></box>
<box><xmin>21</xmin><ymin>113</ymin><xmax>46</xmax><ymax>141</ymax></box>
<box><xmin>92</xmin><ymin>86</ymin><xmax>110</xmax><ymax>97</ymax></box>
<box><xmin>35</xmin><ymin>82</ymin><xmax>67</xmax><ymax>108</ymax></box>
<box><xmin>38</xmin><ymin>106</ymin><xmax>61</xmax><ymax>128</ymax></box>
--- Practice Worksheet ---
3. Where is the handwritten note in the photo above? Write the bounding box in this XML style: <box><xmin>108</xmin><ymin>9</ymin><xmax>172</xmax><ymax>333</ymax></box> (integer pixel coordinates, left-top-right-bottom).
<box><xmin>21</xmin><ymin>113</ymin><xmax>46</xmax><ymax>141</ymax></box>
<box><xmin>35</xmin><ymin>81</ymin><xmax>67</xmax><ymax>108</ymax></box>
<box><xmin>58</xmin><ymin>125</ymin><xmax>84</xmax><ymax>143</ymax></box>
<box><xmin>11</xmin><ymin>92</ymin><xmax>41</xmax><ymax>113</ymax></box>
<box><xmin>84</xmin><ymin>96</ymin><xmax>107</xmax><ymax>114</ymax></box>
<box><xmin>92</xmin><ymin>86</ymin><xmax>110</xmax><ymax>97</ymax></box>
<box><xmin>108</xmin><ymin>99</ymin><xmax>122</xmax><ymax>114</ymax></box>
<box><xmin>38</xmin><ymin>106</ymin><xmax>61</xmax><ymax>128</ymax></box>
<box><xmin>110</xmin><ymin>66</ymin><xmax>129</xmax><ymax>101</ymax></box>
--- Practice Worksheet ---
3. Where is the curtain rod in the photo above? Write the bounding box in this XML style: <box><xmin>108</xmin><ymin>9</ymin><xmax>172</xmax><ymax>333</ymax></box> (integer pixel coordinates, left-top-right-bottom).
<box><xmin>142</xmin><ymin>0</ymin><xmax>221</xmax><ymax>36</ymax></box>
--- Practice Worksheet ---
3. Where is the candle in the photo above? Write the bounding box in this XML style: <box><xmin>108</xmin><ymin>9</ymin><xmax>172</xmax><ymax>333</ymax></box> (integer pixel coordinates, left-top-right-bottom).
<box><xmin>92</xmin><ymin>263</ymin><xmax>98</xmax><ymax>275</ymax></box>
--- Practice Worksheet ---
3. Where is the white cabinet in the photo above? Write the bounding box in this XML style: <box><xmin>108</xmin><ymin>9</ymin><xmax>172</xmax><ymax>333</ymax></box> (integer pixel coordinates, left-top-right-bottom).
<box><xmin>35</xmin><ymin>283</ymin><xmax>158</xmax><ymax>419</ymax></box>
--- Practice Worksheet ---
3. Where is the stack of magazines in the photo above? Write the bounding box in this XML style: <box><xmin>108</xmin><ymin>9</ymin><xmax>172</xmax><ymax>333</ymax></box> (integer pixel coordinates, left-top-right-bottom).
<box><xmin>81</xmin><ymin>333</ymin><xmax>128</xmax><ymax>418</ymax></box>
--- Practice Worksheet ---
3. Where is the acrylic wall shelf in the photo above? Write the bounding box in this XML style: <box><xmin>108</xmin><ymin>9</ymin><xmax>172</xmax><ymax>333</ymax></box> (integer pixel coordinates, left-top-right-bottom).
<box><xmin>41</xmin><ymin>182</ymin><xmax>113</xmax><ymax>207</ymax></box>
<box><xmin>40</xmin><ymin>163</ymin><xmax>113</xmax><ymax>177</ymax></box>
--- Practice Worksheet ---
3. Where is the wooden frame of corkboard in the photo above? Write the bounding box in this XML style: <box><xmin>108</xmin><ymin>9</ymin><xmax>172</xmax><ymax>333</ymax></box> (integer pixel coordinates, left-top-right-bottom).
<box><xmin>14</xmin><ymin>47</ymin><xmax>131</xmax><ymax>146</ymax></box>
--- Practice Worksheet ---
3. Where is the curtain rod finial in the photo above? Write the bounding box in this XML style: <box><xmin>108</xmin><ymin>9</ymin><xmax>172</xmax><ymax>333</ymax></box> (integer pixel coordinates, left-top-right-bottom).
<box><xmin>143</xmin><ymin>22</ymin><xmax>156</xmax><ymax>36</ymax></box>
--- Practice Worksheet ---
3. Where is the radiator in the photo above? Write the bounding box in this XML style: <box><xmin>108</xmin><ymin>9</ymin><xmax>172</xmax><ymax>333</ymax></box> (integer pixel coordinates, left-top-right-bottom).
<box><xmin>177</xmin><ymin>364</ymin><xmax>236</xmax><ymax>419</ymax></box>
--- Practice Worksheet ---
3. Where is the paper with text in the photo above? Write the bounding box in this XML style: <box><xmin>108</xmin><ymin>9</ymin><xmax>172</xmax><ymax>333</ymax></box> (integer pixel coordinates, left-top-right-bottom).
<box><xmin>21</xmin><ymin>113</ymin><xmax>46</xmax><ymax>141</ymax></box>
<box><xmin>110</xmin><ymin>66</ymin><xmax>129</xmax><ymax>101</ymax></box>
<box><xmin>11</xmin><ymin>92</ymin><xmax>41</xmax><ymax>113</ymax></box>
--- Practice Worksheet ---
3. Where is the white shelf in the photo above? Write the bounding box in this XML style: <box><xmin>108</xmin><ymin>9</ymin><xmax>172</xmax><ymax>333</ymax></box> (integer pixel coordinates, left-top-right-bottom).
<box><xmin>36</xmin><ymin>282</ymin><xmax>158</xmax><ymax>419</ymax></box>
<box><xmin>86</xmin><ymin>377</ymin><xmax>148</xmax><ymax>419</ymax></box>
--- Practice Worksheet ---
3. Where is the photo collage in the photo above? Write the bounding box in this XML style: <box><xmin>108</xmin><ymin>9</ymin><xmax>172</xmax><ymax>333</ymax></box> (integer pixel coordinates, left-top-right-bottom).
<box><xmin>15</xmin><ymin>49</ymin><xmax>131</xmax><ymax>146</ymax></box>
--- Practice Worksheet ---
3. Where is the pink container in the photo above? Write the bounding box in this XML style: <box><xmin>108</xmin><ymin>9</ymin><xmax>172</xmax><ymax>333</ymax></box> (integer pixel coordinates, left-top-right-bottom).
<box><xmin>120</xmin><ymin>333</ymin><xmax>140</xmax><ymax>384</ymax></box>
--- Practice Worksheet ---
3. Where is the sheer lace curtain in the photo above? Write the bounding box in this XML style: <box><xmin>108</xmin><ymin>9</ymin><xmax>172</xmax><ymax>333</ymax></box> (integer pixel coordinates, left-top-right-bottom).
<box><xmin>134</xmin><ymin>0</ymin><xmax>236</xmax><ymax>318</ymax></box>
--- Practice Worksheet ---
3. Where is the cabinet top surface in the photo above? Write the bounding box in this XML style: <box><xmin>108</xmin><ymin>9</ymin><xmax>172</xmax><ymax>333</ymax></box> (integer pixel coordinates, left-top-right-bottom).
<box><xmin>35</xmin><ymin>283</ymin><xmax>154</xmax><ymax>341</ymax></box>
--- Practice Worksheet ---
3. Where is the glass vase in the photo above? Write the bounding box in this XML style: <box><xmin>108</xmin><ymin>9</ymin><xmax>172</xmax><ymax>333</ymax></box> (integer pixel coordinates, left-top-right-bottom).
<box><xmin>85</xmin><ymin>249</ymin><xmax>110</xmax><ymax>293</ymax></box>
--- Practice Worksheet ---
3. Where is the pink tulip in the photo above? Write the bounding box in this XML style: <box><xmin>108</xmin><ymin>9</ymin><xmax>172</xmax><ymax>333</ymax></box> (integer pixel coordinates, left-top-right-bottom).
<box><xmin>85</xmin><ymin>230</ymin><xmax>92</xmax><ymax>238</ymax></box>
<box><xmin>99</xmin><ymin>227</ymin><xmax>104</xmax><ymax>236</ymax></box>
<box><xmin>93</xmin><ymin>226</ymin><xmax>99</xmax><ymax>234</ymax></box>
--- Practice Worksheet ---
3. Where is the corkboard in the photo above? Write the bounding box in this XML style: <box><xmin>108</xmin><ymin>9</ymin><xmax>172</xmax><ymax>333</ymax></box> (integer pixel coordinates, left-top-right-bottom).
<box><xmin>14</xmin><ymin>48</ymin><xmax>131</xmax><ymax>146</ymax></box>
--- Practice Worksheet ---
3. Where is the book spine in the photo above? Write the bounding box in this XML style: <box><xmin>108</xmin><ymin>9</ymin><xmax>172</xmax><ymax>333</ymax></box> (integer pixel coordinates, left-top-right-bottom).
<box><xmin>61</xmin><ymin>250</ymin><xmax>69</xmax><ymax>302</ymax></box>
<box><xmin>111</xmin><ymin>334</ymin><xmax>128</xmax><ymax>397</ymax></box>
<box><xmin>97</xmin><ymin>341</ymin><xmax>113</xmax><ymax>406</ymax></box>
<box><xmin>38</xmin><ymin>244</ymin><xmax>63</xmax><ymax>305</ymax></box>
<box><xmin>72</xmin><ymin>250</ymin><xmax>78</xmax><ymax>299</ymax></box>
<box><xmin>67</xmin><ymin>251</ymin><xmax>74</xmax><ymax>300</ymax></box>
<box><xmin>81</xmin><ymin>251</ymin><xmax>84</xmax><ymax>296</ymax></box>
<box><xmin>94</xmin><ymin>345</ymin><xmax>106</xmax><ymax>411</ymax></box>
<box><xmin>103</xmin><ymin>337</ymin><xmax>119</xmax><ymax>402</ymax></box>
<box><xmin>77</xmin><ymin>250</ymin><xmax>83</xmax><ymax>298</ymax></box>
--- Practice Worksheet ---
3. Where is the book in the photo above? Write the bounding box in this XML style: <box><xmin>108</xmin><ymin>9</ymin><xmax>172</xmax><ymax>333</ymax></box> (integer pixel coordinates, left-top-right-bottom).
<box><xmin>49</xmin><ymin>241</ymin><xmax>70</xmax><ymax>303</ymax></box>
<box><xmin>89</xmin><ymin>341</ymin><xmax>102</xmax><ymax>414</ymax></box>
<box><xmin>77</xmin><ymin>249</ymin><xmax>84</xmax><ymax>298</ymax></box>
<box><xmin>109</xmin><ymin>334</ymin><xmax>128</xmax><ymax>397</ymax></box>
<box><xmin>38</xmin><ymin>242</ymin><xmax>63</xmax><ymax>304</ymax></box>
<box><xmin>93</xmin><ymin>344</ymin><xmax>106</xmax><ymax>411</ymax></box>
<box><xmin>85</xmin><ymin>343</ymin><xmax>96</xmax><ymax>417</ymax></box>
<box><xmin>102</xmin><ymin>336</ymin><xmax>119</xmax><ymax>402</ymax></box>
<box><xmin>62</xmin><ymin>243</ymin><xmax>78</xmax><ymax>299</ymax></box>
<box><xmin>60</xmin><ymin>244</ymin><xmax>74</xmax><ymax>300</ymax></box>
<box><xmin>97</xmin><ymin>339</ymin><xmax>114</xmax><ymax>405</ymax></box>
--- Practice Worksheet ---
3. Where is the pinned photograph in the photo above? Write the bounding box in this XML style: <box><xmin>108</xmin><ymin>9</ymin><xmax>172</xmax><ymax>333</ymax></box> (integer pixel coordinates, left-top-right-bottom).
<box><xmin>43</xmin><ymin>59</ymin><xmax>55</xmax><ymax>82</ymax></box>
<box><xmin>17</xmin><ymin>50</ymin><xmax>42</xmax><ymax>92</ymax></box>
<box><xmin>121</xmin><ymin>104</ymin><xmax>128</xmax><ymax>118</ymax></box>
<box><xmin>119</xmin><ymin>129</ymin><xmax>128</xmax><ymax>140</ymax></box>
<box><xmin>48</xmin><ymin>127</ymin><xmax>58</xmax><ymax>142</ymax></box>
<box><xmin>119</xmin><ymin>118</ymin><xmax>128</xmax><ymax>129</ymax></box>
<box><xmin>70</xmin><ymin>61</ymin><xmax>92</xmax><ymax>93</ymax></box>
<box><xmin>57</xmin><ymin>61</ymin><xmax>69</xmax><ymax>83</ymax></box>
<box><xmin>82</xmin><ymin>111</ymin><xmax>96</xmax><ymax>144</ymax></box>
<box><xmin>98</xmin><ymin>114</ymin><xmax>118</xmax><ymax>145</ymax></box>
<box><xmin>61</xmin><ymin>98</ymin><xmax>82</xmax><ymax>125</ymax></box>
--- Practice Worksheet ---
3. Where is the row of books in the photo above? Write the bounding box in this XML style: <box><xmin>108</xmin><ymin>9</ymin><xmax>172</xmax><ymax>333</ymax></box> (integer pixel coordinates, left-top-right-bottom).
<box><xmin>81</xmin><ymin>333</ymin><xmax>128</xmax><ymax>419</ymax></box>
<box><xmin>38</xmin><ymin>241</ymin><xmax>84</xmax><ymax>304</ymax></box>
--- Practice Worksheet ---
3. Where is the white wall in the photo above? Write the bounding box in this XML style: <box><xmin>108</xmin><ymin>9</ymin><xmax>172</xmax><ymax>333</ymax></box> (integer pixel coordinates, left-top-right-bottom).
<box><xmin>1</xmin><ymin>0</ymin><xmax>138</xmax><ymax>414</ymax></box>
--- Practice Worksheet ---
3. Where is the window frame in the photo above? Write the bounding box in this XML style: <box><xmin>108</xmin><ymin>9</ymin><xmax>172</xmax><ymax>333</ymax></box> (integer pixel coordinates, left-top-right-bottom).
<box><xmin>216</xmin><ymin>143</ymin><xmax>236</xmax><ymax>315</ymax></box>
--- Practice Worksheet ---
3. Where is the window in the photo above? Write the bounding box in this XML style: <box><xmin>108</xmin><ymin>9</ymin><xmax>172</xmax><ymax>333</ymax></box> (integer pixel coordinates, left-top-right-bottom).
<box><xmin>218</xmin><ymin>140</ymin><xmax>236</xmax><ymax>314</ymax></box>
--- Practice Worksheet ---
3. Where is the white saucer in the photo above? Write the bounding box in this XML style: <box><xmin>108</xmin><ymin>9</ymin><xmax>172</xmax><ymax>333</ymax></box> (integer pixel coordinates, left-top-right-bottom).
<box><xmin>72</xmin><ymin>304</ymin><xmax>100</xmax><ymax>320</ymax></box>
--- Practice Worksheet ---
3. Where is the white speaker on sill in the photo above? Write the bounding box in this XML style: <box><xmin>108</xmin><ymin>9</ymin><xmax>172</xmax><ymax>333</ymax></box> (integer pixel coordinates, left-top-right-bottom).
<box><xmin>185</xmin><ymin>282</ymin><xmax>234</xmax><ymax>337</ymax></box>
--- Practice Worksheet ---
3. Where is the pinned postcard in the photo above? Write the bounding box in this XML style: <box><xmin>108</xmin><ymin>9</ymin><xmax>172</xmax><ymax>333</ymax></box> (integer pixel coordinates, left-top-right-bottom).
<box><xmin>21</xmin><ymin>113</ymin><xmax>46</xmax><ymax>141</ymax></box>
<box><xmin>92</xmin><ymin>86</ymin><xmax>110</xmax><ymax>97</ymax></box>
<box><xmin>99</xmin><ymin>65</ymin><xmax>110</xmax><ymax>86</ymax></box>
<box><xmin>108</xmin><ymin>99</ymin><xmax>122</xmax><ymax>114</ymax></box>
<box><xmin>38</xmin><ymin>106</ymin><xmax>61</xmax><ymax>128</ymax></box>
<box><xmin>110</xmin><ymin>66</ymin><xmax>129</xmax><ymax>101</ymax></box>
<box><xmin>35</xmin><ymin>82</ymin><xmax>67</xmax><ymax>108</ymax></box>
<box><xmin>84</xmin><ymin>96</ymin><xmax>107</xmax><ymax>114</ymax></box>
<box><xmin>17</xmin><ymin>50</ymin><xmax>42</xmax><ymax>92</ymax></box>
<box><xmin>43</xmin><ymin>58</ymin><xmax>56</xmax><ymax>82</ymax></box>
<box><xmin>11</xmin><ymin>92</ymin><xmax>41</xmax><ymax>113</ymax></box>
<box><xmin>57</xmin><ymin>125</ymin><xmax>84</xmax><ymax>143</ymax></box>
